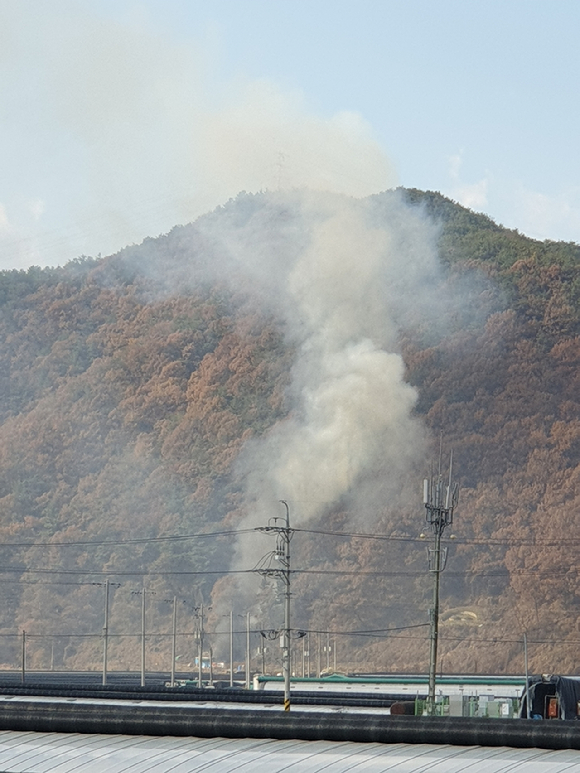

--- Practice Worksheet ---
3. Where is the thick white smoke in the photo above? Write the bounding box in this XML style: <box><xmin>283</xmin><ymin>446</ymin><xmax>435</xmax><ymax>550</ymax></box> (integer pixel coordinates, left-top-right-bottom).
<box><xmin>197</xmin><ymin>190</ymin><xmax>442</xmax><ymax>589</ymax></box>
<box><xmin>251</xmin><ymin>340</ymin><xmax>418</xmax><ymax>517</ymax></box>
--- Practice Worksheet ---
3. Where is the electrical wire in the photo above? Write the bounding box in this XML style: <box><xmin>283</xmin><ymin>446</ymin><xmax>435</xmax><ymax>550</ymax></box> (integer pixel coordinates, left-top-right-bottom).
<box><xmin>0</xmin><ymin>526</ymin><xmax>576</xmax><ymax>550</ymax></box>
<box><xmin>1</xmin><ymin>579</ymin><xmax>110</xmax><ymax>587</ymax></box>
<box><xmin>294</xmin><ymin>568</ymin><xmax>576</xmax><ymax>578</ymax></box>
<box><xmin>0</xmin><ymin>567</ymin><xmax>252</xmax><ymax>576</ymax></box>
<box><xmin>0</xmin><ymin>528</ymin><xmax>256</xmax><ymax>549</ymax></box>
<box><xmin>294</xmin><ymin>527</ymin><xmax>580</xmax><ymax>547</ymax></box>
<box><xmin>0</xmin><ymin>566</ymin><xmax>571</xmax><ymax>579</ymax></box>
<box><xmin>5</xmin><ymin>630</ymin><xmax>576</xmax><ymax>645</ymax></box>
<box><xmin>300</xmin><ymin>623</ymin><xmax>429</xmax><ymax>637</ymax></box>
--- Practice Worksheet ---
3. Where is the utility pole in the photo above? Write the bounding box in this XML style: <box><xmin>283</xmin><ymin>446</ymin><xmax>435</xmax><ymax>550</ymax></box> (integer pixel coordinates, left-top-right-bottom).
<box><xmin>197</xmin><ymin>603</ymin><xmax>204</xmax><ymax>688</ymax></box>
<box><xmin>131</xmin><ymin>587</ymin><xmax>150</xmax><ymax>686</ymax></box>
<box><xmin>141</xmin><ymin>588</ymin><xmax>146</xmax><ymax>687</ymax></box>
<box><xmin>423</xmin><ymin>449</ymin><xmax>459</xmax><ymax>714</ymax></box>
<box><xmin>524</xmin><ymin>633</ymin><xmax>531</xmax><ymax>719</ymax></box>
<box><xmin>170</xmin><ymin>596</ymin><xmax>177</xmax><ymax>688</ymax></box>
<box><xmin>254</xmin><ymin>500</ymin><xmax>293</xmax><ymax>711</ymax></box>
<box><xmin>102</xmin><ymin>579</ymin><xmax>110</xmax><ymax>686</ymax></box>
<box><xmin>21</xmin><ymin>631</ymin><xmax>26</xmax><ymax>684</ymax></box>
<box><xmin>281</xmin><ymin>501</ymin><xmax>291</xmax><ymax>710</ymax></box>
<box><xmin>229</xmin><ymin>610</ymin><xmax>234</xmax><ymax>687</ymax></box>
<box><xmin>245</xmin><ymin>611</ymin><xmax>251</xmax><ymax>689</ymax></box>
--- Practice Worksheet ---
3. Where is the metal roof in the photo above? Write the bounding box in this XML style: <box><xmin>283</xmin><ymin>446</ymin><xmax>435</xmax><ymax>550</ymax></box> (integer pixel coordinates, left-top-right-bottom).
<box><xmin>0</xmin><ymin>731</ymin><xmax>579</xmax><ymax>772</ymax></box>
<box><xmin>0</xmin><ymin>693</ymin><xmax>391</xmax><ymax>714</ymax></box>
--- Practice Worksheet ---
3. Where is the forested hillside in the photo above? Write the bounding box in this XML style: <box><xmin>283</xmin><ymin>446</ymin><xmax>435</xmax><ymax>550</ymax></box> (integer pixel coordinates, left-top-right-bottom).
<box><xmin>0</xmin><ymin>188</ymin><xmax>579</xmax><ymax>675</ymax></box>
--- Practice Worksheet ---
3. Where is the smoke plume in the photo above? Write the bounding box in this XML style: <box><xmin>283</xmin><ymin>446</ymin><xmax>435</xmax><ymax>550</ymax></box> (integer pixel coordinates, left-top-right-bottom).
<box><xmin>2</xmin><ymin>2</ymin><xmax>446</xmax><ymax>637</ymax></box>
<box><xmin>196</xmin><ymin>189</ymin><xmax>443</xmax><ymax>604</ymax></box>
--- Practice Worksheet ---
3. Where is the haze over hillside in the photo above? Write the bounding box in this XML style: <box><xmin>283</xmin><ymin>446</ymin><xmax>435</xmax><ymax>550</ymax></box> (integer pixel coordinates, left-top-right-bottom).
<box><xmin>0</xmin><ymin>187</ymin><xmax>579</xmax><ymax>676</ymax></box>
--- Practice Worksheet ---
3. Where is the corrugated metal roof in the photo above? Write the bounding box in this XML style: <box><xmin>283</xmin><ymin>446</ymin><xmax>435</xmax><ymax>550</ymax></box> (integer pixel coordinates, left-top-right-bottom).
<box><xmin>0</xmin><ymin>731</ymin><xmax>579</xmax><ymax>772</ymax></box>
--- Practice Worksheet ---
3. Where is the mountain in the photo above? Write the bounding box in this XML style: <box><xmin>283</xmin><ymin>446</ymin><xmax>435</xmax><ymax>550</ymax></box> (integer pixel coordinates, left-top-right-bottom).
<box><xmin>0</xmin><ymin>188</ymin><xmax>579</xmax><ymax>676</ymax></box>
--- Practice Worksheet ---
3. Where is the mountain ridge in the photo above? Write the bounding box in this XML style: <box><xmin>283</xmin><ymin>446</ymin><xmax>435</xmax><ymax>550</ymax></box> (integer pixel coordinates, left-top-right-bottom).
<box><xmin>0</xmin><ymin>188</ymin><xmax>578</xmax><ymax>675</ymax></box>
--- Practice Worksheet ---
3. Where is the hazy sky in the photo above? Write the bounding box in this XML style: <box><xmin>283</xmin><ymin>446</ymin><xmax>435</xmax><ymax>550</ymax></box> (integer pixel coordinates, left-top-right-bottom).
<box><xmin>1</xmin><ymin>0</ymin><xmax>579</xmax><ymax>270</ymax></box>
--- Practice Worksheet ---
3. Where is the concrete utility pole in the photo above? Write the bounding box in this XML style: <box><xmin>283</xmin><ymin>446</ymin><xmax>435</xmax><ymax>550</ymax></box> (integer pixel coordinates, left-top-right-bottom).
<box><xmin>21</xmin><ymin>631</ymin><xmax>26</xmax><ymax>684</ymax></box>
<box><xmin>102</xmin><ymin>579</ymin><xmax>109</xmax><ymax>686</ymax></box>
<box><xmin>131</xmin><ymin>587</ymin><xmax>149</xmax><ymax>686</ymax></box>
<box><xmin>170</xmin><ymin>596</ymin><xmax>177</xmax><ymax>688</ymax></box>
<box><xmin>197</xmin><ymin>603</ymin><xmax>204</xmax><ymax>688</ymax></box>
<box><xmin>282</xmin><ymin>501</ymin><xmax>291</xmax><ymax>710</ymax></box>
<box><xmin>255</xmin><ymin>500</ymin><xmax>293</xmax><ymax>711</ymax></box>
<box><xmin>229</xmin><ymin>610</ymin><xmax>234</xmax><ymax>687</ymax></box>
<box><xmin>524</xmin><ymin>633</ymin><xmax>531</xmax><ymax>719</ymax></box>
<box><xmin>261</xmin><ymin>634</ymin><xmax>266</xmax><ymax>675</ymax></box>
<box><xmin>141</xmin><ymin>588</ymin><xmax>146</xmax><ymax>687</ymax></box>
<box><xmin>423</xmin><ymin>450</ymin><xmax>459</xmax><ymax>715</ymax></box>
<box><xmin>102</xmin><ymin>580</ymin><xmax>119</xmax><ymax>685</ymax></box>
<box><xmin>245</xmin><ymin>611</ymin><xmax>251</xmax><ymax>690</ymax></box>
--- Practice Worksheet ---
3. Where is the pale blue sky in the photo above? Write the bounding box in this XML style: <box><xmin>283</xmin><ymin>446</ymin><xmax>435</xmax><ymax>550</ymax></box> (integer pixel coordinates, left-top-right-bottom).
<box><xmin>1</xmin><ymin>0</ymin><xmax>579</xmax><ymax>269</ymax></box>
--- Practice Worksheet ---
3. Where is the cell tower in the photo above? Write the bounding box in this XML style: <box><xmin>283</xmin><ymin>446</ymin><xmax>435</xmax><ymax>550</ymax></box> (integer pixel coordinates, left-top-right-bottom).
<box><xmin>423</xmin><ymin>449</ymin><xmax>459</xmax><ymax>713</ymax></box>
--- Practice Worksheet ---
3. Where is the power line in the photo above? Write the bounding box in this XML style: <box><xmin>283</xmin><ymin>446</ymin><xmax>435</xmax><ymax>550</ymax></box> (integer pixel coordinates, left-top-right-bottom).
<box><xmin>294</xmin><ymin>527</ymin><xmax>580</xmax><ymax>547</ymax></box>
<box><xmin>0</xmin><ymin>567</ymin><xmax>252</xmax><ymax>576</ymax></box>
<box><xmin>0</xmin><ymin>525</ymin><xmax>576</xmax><ymax>552</ymax></box>
<box><xmin>4</xmin><ymin>630</ymin><xmax>577</xmax><ymax>646</ymax></box>
<box><xmin>0</xmin><ymin>566</ymin><xmax>573</xmax><ymax>578</ymax></box>
<box><xmin>0</xmin><ymin>627</ymin><xmax>430</xmax><ymax>640</ymax></box>
<box><xmin>293</xmin><ymin>568</ymin><xmax>575</xmax><ymax>578</ymax></box>
<box><xmin>2</xmin><ymin>525</ymin><xmax>576</xmax><ymax>551</ymax></box>
<box><xmin>302</xmin><ymin>623</ymin><xmax>429</xmax><ymax>637</ymax></box>
<box><xmin>1</xmin><ymin>579</ymin><xmax>111</xmax><ymax>587</ymax></box>
<box><xmin>0</xmin><ymin>528</ymin><xmax>255</xmax><ymax>549</ymax></box>
<box><xmin>439</xmin><ymin>635</ymin><xmax>580</xmax><ymax>646</ymax></box>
